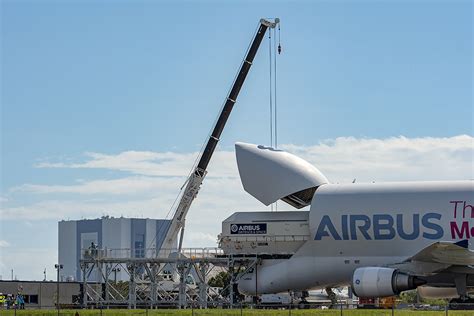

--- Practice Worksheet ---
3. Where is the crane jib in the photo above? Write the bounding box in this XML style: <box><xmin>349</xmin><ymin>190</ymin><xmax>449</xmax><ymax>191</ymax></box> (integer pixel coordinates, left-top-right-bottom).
<box><xmin>196</xmin><ymin>23</ymin><xmax>270</xmax><ymax>173</ymax></box>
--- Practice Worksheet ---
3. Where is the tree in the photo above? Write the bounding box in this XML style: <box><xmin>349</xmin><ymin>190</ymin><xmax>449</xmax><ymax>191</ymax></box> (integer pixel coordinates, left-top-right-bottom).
<box><xmin>208</xmin><ymin>272</ymin><xmax>233</xmax><ymax>298</ymax></box>
<box><xmin>208</xmin><ymin>271</ymin><xmax>230</xmax><ymax>288</ymax></box>
<box><xmin>400</xmin><ymin>290</ymin><xmax>418</xmax><ymax>304</ymax></box>
<box><xmin>399</xmin><ymin>289</ymin><xmax>447</xmax><ymax>306</ymax></box>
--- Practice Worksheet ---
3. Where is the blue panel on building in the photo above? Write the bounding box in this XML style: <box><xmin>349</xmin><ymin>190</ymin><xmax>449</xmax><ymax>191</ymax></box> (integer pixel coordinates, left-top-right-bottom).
<box><xmin>155</xmin><ymin>220</ymin><xmax>172</xmax><ymax>250</ymax></box>
<box><xmin>131</xmin><ymin>219</ymin><xmax>146</xmax><ymax>258</ymax></box>
<box><xmin>76</xmin><ymin>219</ymin><xmax>102</xmax><ymax>281</ymax></box>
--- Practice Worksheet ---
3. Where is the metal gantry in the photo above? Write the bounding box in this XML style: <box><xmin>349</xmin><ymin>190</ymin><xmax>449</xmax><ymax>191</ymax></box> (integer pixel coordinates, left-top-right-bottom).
<box><xmin>79</xmin><ymin>248</ymin><xmax>258</xmax><ymax>309</ymax></box>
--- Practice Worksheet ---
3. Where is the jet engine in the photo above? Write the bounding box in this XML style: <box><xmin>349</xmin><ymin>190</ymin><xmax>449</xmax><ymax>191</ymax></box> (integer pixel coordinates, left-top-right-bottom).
<box><xmin>352</xmin><ymin>267</ymin><xmax>426</xmax><ymax>297</ymax></box>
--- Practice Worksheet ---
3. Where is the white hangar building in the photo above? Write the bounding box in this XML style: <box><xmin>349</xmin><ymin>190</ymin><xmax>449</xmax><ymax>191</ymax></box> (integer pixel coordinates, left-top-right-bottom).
<box><xmin>58</xmin><ymin>216</ymin><xmax>172</xmax><ymax>282</ymax></box>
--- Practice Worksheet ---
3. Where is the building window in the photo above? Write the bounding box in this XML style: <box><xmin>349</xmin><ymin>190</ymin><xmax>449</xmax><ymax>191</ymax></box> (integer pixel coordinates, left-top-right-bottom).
<box><xmin>24</xmin><ymin>295</ymin><xmax>39</xmax><ymax>304</ymax></box>
<box><xmin>134</xmin><ymin>233</ymin><xmax>145</xmax><ymax>258</ymax></box>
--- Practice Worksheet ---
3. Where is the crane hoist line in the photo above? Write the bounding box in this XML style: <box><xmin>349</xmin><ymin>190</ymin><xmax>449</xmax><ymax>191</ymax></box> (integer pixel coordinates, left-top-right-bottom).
<box><xmin>159</xmin><ymin>18</ymin><xmax>280</xmax><ymax>254</ymax></box>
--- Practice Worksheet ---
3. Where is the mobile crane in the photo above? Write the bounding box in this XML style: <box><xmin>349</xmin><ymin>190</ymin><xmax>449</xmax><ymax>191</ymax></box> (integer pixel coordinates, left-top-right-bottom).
<box><xmin>158</xmin><ymin>18</ymin><xmax>280</xmax><ymax>254</ymax></box>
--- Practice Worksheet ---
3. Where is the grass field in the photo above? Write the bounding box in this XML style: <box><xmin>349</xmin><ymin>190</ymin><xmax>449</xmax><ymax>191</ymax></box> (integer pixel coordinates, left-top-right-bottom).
<box><xmin>1</xmin><ymin>309</ymin><xmax>473</xmax><ymax>316</ymax></box>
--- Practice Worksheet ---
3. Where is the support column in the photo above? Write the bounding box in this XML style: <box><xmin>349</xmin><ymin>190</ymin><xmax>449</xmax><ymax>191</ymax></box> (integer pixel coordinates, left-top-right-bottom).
<box><xmin>145</xmin><ymin>263</ymin><xmax>159</xmax><ymax>308</ymax></box>
<box><xmin>229</xmin><ymin>258</ymin><xmax>235</xmax><ymax>308</ymax></box>
<box><xmin>178</xmin><ymin>262</ymin><xmax>187</xmax><ymax>309</ymax></box>
<box><xmin>198</xmin><ymin>262</ymin><xmax>208</xmax><ymax>309</ymax></box>
<box><xmin>104</xmin><ymin>264</ymin><xmax>111</xmax><ymax>304</ymax></box>
<box><xmin>150</xmin><ymin>263</ymin><xmax>159</xmax><ymax>308</ymax></box>
<box><xmin>81</xmin><ymin>263</ymin><xmax>88</xmax><ymax>308</ymax></box>
<box><xmin>128</xmin><ymin>264</ymin><xmax>136</xmax><ymax>309</ymax></box>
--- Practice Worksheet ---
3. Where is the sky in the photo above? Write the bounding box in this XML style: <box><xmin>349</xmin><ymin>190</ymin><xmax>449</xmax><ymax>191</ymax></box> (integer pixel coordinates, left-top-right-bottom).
<box><xmin>0</xmin><ymin>0</ymin><xmax>473</xmax><ymax>280</ymax></box>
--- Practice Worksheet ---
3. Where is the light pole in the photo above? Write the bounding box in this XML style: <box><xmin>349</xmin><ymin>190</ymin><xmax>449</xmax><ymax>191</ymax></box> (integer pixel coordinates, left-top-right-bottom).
<box><xmin>54</xmin><ymin>264</ymin><xmax>63</xmax><ymax>313</ymax></box>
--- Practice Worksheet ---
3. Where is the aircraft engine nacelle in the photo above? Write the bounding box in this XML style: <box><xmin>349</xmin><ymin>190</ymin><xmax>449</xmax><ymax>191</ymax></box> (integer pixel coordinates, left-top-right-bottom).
<box><xmin>352</xmin><ymin>267</ymin><xmax>426</xmax><ymax>297</ymax></box>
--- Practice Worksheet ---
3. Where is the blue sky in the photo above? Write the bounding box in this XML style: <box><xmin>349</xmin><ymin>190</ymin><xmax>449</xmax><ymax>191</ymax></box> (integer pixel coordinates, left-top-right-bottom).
<box><xmin>1</xmin><ymin>0</ymin><xmax>472</xmax><ymax>280</ymax></box>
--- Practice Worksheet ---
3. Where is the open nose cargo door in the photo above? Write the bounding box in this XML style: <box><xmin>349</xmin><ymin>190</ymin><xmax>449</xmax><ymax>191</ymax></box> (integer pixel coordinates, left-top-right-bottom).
<box><xmin>235</xmin><ymin>142</ymin><xmax>329</xmax><ymax>208</ymax></box>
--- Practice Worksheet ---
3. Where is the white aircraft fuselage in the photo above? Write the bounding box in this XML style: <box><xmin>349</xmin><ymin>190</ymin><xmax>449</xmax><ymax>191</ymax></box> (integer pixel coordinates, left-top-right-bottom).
<box><xmin>234</xmin><ymin>142</ymin><xmax>473</xmax><ymax>298</ymax></box>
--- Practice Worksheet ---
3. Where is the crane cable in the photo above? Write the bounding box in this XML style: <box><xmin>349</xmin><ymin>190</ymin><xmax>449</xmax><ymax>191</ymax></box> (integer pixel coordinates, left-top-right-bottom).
<box><xmin>269</xmin><ymin>21</ymin><xmax>281</xmax><ymax>211</ymax></box>
<box><xmin>268</xmin><ymin>25</ymin><xmax>273</xmax><ymax>211</ymax></box>
<box><xmin>276</xmin><ymin>22</ymin><xmax>281</xmax><ymax>147</ymax></box>
<box><xmin>275</xmin><ymin>23</ymin><xmax>280</xmax><ymax>211</ymax></box>
<box><xmin>269</xmin><ymin>27</ymin><xmax>273</xmax><ymax>155</ymax></box>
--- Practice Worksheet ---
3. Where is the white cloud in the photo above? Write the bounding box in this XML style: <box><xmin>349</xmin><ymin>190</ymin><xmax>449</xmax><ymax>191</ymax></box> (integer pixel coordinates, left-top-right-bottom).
<box><xmin>2</xmin><ymin>136</ymin><xmax>473</xmax><ymax>216</ymax></box>
<box><xmin>12</xmin><ymin>135</ymin><xmax>473</xmax><ymax>198</ymax></box>
<box><xmin>35</xmin><ymin>150</ymin><xmax>237</xmax><ymax>178</ymax></box>
<box><xmin>13</xmin><ymin>176</ymin><xmax>185</xmax><ymax>196</ymax></box>
<box><xmin>282</xmin><ymin>134</ymin><xmax>473</xmax><ymax>182</ymax></box>
<box><xmin>0</xmin><ymin>240</ymin><xmax>11</xmax><ymax>248</ymax></box>
<box><xmin>186</xmin><ymin>231</ymin><xmax>220</xmax><ymax>247</ymax></box>
<box><xmin>32</xmin><ymin>135</ymin><xmax>474</xmax><ymax>181</ymax></box>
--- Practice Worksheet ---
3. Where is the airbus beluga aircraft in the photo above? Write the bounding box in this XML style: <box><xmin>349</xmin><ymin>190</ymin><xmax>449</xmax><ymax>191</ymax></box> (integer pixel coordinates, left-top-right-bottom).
<box><xmin>233</xmin><ymin>142</ymin><xmax>473</xmax><ymax>303</ymax></box>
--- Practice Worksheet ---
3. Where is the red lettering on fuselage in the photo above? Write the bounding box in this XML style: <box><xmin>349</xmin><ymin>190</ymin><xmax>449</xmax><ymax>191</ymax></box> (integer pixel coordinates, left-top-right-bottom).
<box><xmin>450</xmin><ymin>221</ymin><xmax>471</xmax><ymax>239</ymax></box>
<box><xmin>450</xmin><ymin>201</ymin><xmax>464</xmax><ymax>218</ymax></box>
<box><xmin>462</xmin><ymin>201</ymin><xmax>474</xmax><ymax>218</ymax></box>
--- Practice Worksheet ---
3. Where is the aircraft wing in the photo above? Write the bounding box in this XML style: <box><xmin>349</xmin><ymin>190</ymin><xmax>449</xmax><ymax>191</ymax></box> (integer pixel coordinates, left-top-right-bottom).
<box><xmin>409</xmin><ymin>240</ymin><xmax>474</xmax><ymax>266</ymax></box>
<box><xmin>389</xmin><ymin>240</ymin><xmax>474</xmax><ymax>275</ymax></box>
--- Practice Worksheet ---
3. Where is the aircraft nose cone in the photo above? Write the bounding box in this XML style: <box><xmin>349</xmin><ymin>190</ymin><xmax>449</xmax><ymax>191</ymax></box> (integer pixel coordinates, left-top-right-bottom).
<box><xmin>235</xmin><ymin>142</ymin><xmax>329</xmax><ymax>206</ymax></box>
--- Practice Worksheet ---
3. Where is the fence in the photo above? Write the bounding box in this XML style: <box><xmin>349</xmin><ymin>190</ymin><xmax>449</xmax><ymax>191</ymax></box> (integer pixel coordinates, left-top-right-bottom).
<box><xmin>1</xmin><ymin>302</ymin><xmax>474</xmax><ymax>316</ymax></box>
<box><xmin>82</xmin><ymin>248</ymin><xmax>224</xmax><ymax>260</ymax></box>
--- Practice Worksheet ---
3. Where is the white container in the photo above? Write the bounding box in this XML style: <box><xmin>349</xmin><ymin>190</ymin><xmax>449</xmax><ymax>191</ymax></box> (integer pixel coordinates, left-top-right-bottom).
<box><xmin>219</xmin><ymin>211</ymin><xmax>310</xmax><ymax>255</ymax></box>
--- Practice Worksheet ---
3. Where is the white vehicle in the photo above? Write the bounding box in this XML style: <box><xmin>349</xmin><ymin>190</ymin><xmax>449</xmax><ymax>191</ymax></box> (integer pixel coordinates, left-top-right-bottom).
<box><xmin>307</xmin><ymin>287</ymin><xmax>351</xmax><ymax>303</ymax></box>
<box><xmin>156</xmin><ymin>273</ymin><xmax>197</xmax><ymax>293</ymax></box>
<box><xmin>259</xmin><ymin>293</ymin><xmax>292</xmax><ymax>305</ymax></box>
<box><xmin>230</xmin><ymin>142</ymin><xmax>473</xmax><ymax>303</ymax></box>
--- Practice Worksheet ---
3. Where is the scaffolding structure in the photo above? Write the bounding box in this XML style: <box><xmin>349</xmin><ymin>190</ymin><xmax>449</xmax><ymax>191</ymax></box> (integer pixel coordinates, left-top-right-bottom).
<box><xmin>79</xmin><ymin>248</ymin><xmax>258</xmax><ymax>309</ymax></box>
